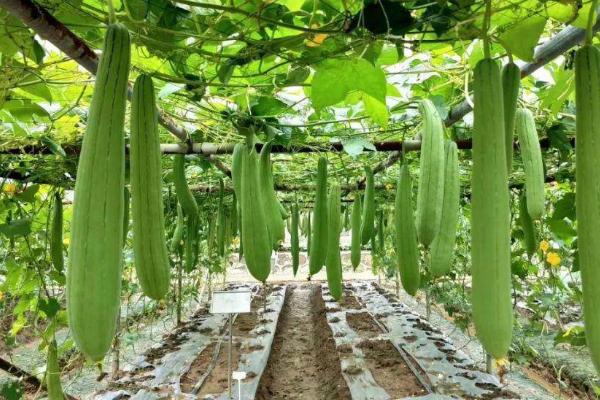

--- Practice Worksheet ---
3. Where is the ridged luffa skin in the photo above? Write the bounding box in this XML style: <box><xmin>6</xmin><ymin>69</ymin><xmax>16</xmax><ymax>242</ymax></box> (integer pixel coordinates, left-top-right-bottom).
<box><xmin>67</xmin><ymin>24</ymin><xmax>130</xmax><ymax>361</ymax></box>
<box><xmin>130</xmin><ymin>74</ymin><xmax>170</xmax><ymax>300</ymax></box>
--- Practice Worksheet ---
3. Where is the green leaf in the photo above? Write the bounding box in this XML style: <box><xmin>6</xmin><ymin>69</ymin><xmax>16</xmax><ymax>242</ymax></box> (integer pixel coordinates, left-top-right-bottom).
<box><xmin>378</xmin><ymin>45</ymin><xmax>400</xmax><ymax>65</ymax></box>
<box><xmin>0</xmin><ymin>219</ymin><xmax>32</xmax><ymax>238</ymax></box>
<box><xmin>218</xmin><ymin>63</ymin><xmax>235</xmax><ymax>84</ymax></box>
<box><xmin>548</xmin><ymin>218</ymin><xmax>576</xmax><ymax>241</ymax></box>
<box><xmin>362</xmin><ymin>94</ymin><xmax>389</xmax><ymax>127</ymax></box>
<box><xmin>361</xmin><ymin>41</ymin><xmax>383</xmax><ymax>64</ymax></box>
<box><xmin>499</xmin><ymin>15</ymin><xmax>547</xmax><ymax>61</ymax></box>
<box><xmin>285</xmin><ymin>66</ymin><xmax>310</xmax><ymax>85</ymax></box>
<box><xmin>18</xmin><ymin>82</ymin><xmax>52</xmax><ymax>103</ymax></box>
<box><xmin>124</xmin><ymin>0</ymin><xmax>149</xmax><ymax>20</ymax></box>
<box><xmin>32</xmin><ymin>39</ymin><xmax>45</xmax><ymax>64</ymax></box>
<box><xmin>39</xmin><ymin>298</ymin><xmax>61</xmax><ymax>318</ymax></box>
<box><xmin>540</xmin><ymin>68</ymin><xmax>574</xmax><ymax>116</ymax></box>
<box><xmin>3</xmin><ymin>100</ymin><xmax>49</xmax><ymax>121</ymax></box>
<box><xmin>0</xmin><ymin>380</ymin><xmax>24</xmax><ymax>400</ymax></box>
<box><xmin>547</xmin><ymin>123</ymin><xmax>573</xmax><ymax>160</ymax></box>
<box><xmin>342</xmin><ymin>136</ymin><xmax>376</xmax><ymax>157</ymax></box>
<box><xmin>40</xmin><ymin>136</ymin><xmax>67</xmax><ymax>157</ymax></box>
<box><xmin>311</xmin><ymin>58</ymin><xmax>386</xmax><ymax>111</ymax></box>
<box><xmin>158</xmin><ymin>82</ymin><xmax>184</xmax><ymax>99</ymax></box>
<box><xmin>554</xmin><ymin>325</ymin><xmax>586</xmax><ymax>347</ymax></box>
<box><xmin>552</xmin><ymin>192</ymin><xmax>575</xmax><ymax>221</ymax></box>
<box><xmin>15</xmin><ymin>185</ymin><xmax>39</xmax><ymax>203</ymax></box>
<box><xmin>251</xmin><ymin>97</ymin><xmax>288</xmax><ymax>116</ymax></box>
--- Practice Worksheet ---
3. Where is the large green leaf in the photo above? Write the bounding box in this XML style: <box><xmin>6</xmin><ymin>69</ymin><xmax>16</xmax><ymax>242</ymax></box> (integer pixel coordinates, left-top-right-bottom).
<box><xmin>499</xmin><ymin>15</ymin><xmax>547</xmax><ymax>61</ymax></box>
<box><xmin>311</xmin><ymin>57</ymin><xmax>386</xmax><ymax>111</ymax></box>
<box><xmin>0</xmin><ymin>219</ymin><xmax>32</xmax><ymax>238</ymax></box>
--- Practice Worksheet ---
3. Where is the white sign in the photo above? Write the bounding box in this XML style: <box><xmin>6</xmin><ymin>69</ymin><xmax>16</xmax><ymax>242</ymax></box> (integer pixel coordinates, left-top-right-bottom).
<box><xmin>232</xmin><ymin>371</ymin><xmax>247</xmax><ymax>380</ymax></box>
<box><xmin>210</xmin><ymin>290</ymin><xmax>252</xmax><ymax>314</ymax></box>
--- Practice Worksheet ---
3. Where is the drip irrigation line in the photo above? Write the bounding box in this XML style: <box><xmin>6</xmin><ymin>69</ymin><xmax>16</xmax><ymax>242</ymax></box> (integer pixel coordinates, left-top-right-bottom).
<box><xmin>366</xmin><ymin>308</ymin><xmax>434</xmax><ymax>393</ymax></box>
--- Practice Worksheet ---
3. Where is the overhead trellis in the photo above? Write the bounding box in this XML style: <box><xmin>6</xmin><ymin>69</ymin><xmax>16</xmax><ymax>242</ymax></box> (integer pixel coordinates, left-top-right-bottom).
<box><xmin>0</xmin><ymin>0</ymin><xmax>593</xmax><ymax>191</ymax></box>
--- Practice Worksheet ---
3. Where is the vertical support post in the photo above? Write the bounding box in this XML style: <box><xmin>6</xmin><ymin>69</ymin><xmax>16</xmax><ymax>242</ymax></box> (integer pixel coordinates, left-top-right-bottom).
<box><xmin>110</xmin><ymin>308</ymin><xmax>120</xmax><ymax>378</ymax></box>
<box><xmin>176</xmin><ymin>255</ymin><xmax>182</xmax><ymax>325</ymax></box>
<box><xmin>228</xmin><ymin>314</ymin><xmax>233</xmax><ymax>399</ymax></box>
<box><xmin>425</xmin><ymin>287</ymin><xmax>431</xmax><ymax>321</ymax></box>
<box><xmin>486</xmin><ymin>352</ymin><xmax>493</xmax><ymax>374</ymax></box>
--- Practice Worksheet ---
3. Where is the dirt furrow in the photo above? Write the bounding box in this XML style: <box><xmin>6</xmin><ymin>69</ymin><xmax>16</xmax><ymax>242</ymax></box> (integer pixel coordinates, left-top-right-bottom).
<box><xmin>256</xmin><ymin>284</ymin><xmax>350</xmax><ymax>400</ymax></box>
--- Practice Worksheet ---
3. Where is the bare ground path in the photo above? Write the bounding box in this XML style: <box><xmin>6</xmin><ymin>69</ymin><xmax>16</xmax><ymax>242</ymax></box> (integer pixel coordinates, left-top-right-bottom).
<box><xmin>256</xmin><ymin>283</ymin><xmax>351</xmax><ymax>400</ymax></box>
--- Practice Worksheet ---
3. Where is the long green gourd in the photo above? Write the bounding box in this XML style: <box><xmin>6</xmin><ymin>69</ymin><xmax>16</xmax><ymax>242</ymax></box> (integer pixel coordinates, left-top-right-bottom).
<box><xmin>67</xmin><ymin>24</ymin><xmax>130</xmax><ymax>362</ymax></box>
<box><xmin>241</xmin><ymin>147</ymin><xmax>272</xmax><ymax>282</ymax></box>
<box><xmin>279</xmin><ymin>202</ymin><xmax>289</xmax><ymax>220</ymax></box>
<box><xmin>232</xmin><ymin>143</ymin><xmax>244</xmax><ymax>199</ymax></box>
<box><xmin>231</xmin><ymin>192</ymin><xmax>238</xmax><ymax>237</ymax></box>
<box><xmin>130</xmin><ymin>74</ymin><xmax>170</xmax><ymax>300</ymax></box>
<box><xmin>502</xmin><ymin>62</ymin><xmax>520</xmax><ymax>173</ymax></box>
<box><xmin>350</xmin><ymin>196</ymin><xmax>362</xmax><ymax>270</ymax></box>
<box><xmin>377</xmin><ymin>210</ymin><xmax>384</xmax><ymax>254</ymax></box>
<box><xmin>306</xmin><ymin>210</ymin><xmax>312</xmax><ymax>256</ymax></box>
<box><xmin>286</xmin><ymin>211</ymin><xmax>292</xmax><ymax>234</ymax></box>
<box><xmin>575</xmin><ymin>43</ymin><xmax>600</xmax><ymax>373</ymax></box>
<box><xmin>415</xmin><ymin>99</ymin><xmax>445</xmax><ymax>248</ymax></box>
<box><xmin>259</xmin><ymin>142</ymin><xmax>285</xmax><ymax>247</ymax></box>
<box><xmin>429</xmin><ymin>141</ymin><xmax>460</xmax><ymax>277</ymax></box>
<box><xmin>123</xmin><ymin>187</ymin><xmax>130</xmax><ymax>243</ymax></box>
<box><xmin>471</xmin><ymin>58</ymin><xmax>512</xmax><ymax>360</ymax></box>
<box><xmin>207</xmin><ymin>214</ymin><xmax>216</xmax><ymax>255</ymax></box>
<box><xmin>50</xmin><ymin>192</ymin><xmax>63</xmax><ymax>272</ymax></box>
<box><xmin>173</xmin><ymin>154</ymin><xmax>199</xmax><ymax>218</ymax></box>
<box><xmin>515</xmin><ymin>108</ymin><xmax>544</xmax><ymax>220</ymax></box>
<box><xmin>518</xmin><ymin>193</ymin><xmax>537</xmax><ymax>259</ymax></box>
<box><xmin>360</xmin><ymin>166</ymin><xmax>375</xmax><ymax>245</ymax></box>
<box><xmin>217</xmin><ymin>179</ymin><xmax>226</xmax><ymax>256</ymax></box>
<box><xmin>325</xmin><ymin>182</ymin><xmax>343</xmax><ymax>300</ymax></box>
<box><xmin>394</xmin><ymin>164</ymin><xmax>420</xmax><ymax>296</ymax></box>
<box><xmin>232</xmin><ymin>144</ymin><xmax>244</xmax><ymax>253</ymax></box>
<box><xmin>343</xmin><ymin>204</ymin><xmax>350</xmax><ymax>231</ymax></box>
<box><xmin>309</xmin><ymin>158</ymin><xmax>328</xmax><ymax>275</ymax></box>
<box><xmin>184</xmin><ymin>216</ymin><xmax>197</xmax><ymax>272</ymax></box>
<box><xmin>291</xmin><ymin>202</ymin><xmax>300</xmax><ymax>276</ymax></box>
<box><xmin>46</xmin><ymin>340</ymin><xmax>64</xmax><ymax>400</ymax></box>
<box><xmin>170</xmin><ymin>204</ymin><xmax>184</xmax><ymax>254</ymax></box>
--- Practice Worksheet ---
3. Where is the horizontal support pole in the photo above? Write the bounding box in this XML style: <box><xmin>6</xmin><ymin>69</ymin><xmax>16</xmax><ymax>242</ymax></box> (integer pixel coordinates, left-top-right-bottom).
<box><xmin>0</xmin><ymin>136</ymin><xmax>567</xmax><ymax>156</ymax></box>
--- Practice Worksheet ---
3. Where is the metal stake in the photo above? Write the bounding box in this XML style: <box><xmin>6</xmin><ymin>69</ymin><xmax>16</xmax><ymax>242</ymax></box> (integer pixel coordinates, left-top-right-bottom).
<box><xmin>228</xmin><ymin>314</ymin><xmax>233</xmax><ymax>399</ymax></box>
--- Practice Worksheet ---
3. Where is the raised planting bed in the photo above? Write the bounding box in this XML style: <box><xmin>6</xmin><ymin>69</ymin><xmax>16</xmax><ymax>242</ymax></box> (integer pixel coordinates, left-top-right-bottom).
<box><xmin>95</xmin><ymin>283</ymin><xmax>287</xmax><ymax>399</ymax></box>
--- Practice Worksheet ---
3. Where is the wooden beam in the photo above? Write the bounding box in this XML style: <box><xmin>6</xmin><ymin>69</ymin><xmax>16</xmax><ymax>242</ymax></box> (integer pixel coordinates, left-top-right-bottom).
<box><xmin>0</xmin><ymin>137</ymin><xmax>568</xmax><ymax>156</ymax></box>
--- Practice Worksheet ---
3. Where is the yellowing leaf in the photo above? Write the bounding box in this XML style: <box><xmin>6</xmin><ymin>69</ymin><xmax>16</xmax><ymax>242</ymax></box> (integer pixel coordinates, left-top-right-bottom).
<box><xmin>306</xmin><ymin>33</ymin><xmax>329</xmax><ymax>47</ymax></box>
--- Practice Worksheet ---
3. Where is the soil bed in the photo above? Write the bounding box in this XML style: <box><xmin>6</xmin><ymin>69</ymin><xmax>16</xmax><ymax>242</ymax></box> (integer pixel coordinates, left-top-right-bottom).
<box><xmin>256</xmin><ymin>283</ymin><xmax>351</xmax><ymax>400</ymax></box>
<box><xmin>356</xmin><ymin>339</ymin><xmax>427</xmax><ymax>398</ymax></box>
<box><xmin>179</xmin><ymin>290</ymin><xmax>266</xmax><ymax>396</ymax></box>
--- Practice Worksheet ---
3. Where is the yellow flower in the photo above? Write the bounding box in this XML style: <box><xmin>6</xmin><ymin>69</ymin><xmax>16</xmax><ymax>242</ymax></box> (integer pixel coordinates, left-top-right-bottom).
<box><xmin>385</xmin><ymin>183</ymin><xmax>394</xmax><ymax>191</ymax></box>
<box><xmin>495</xmin><ymin>357</ymin><xmax>509</xmax><ymax>368</ymax></box>
<box><xmin>539</xmin><ymin>240</ymin><xmax>550</xmax><ymax>253</ymax></box>
<box><xmin>546</xmin><ymin>252</ymin><xmax>561</xmax><ymax>267</ymax></box>
<box><xmin>62</xmin><ymin>237</ymin><xmax>70</xmax><ymax>246</ymax></box>
<box><xmin>0</xmin><ymin>291</ymin><xmax>4</xmax><ymax>301</ymax></box>
<box><xmin>3</xmin><ymin>183</ymin><xmax>16</xmax><ymax>194</ymax></box>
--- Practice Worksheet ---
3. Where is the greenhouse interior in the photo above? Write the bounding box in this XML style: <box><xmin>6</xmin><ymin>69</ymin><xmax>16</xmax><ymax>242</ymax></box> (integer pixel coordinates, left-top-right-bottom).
<box><xmin>2</xmin><ymin>0</ymin><xmax>600</xmax><ymax>398</ymax></box>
